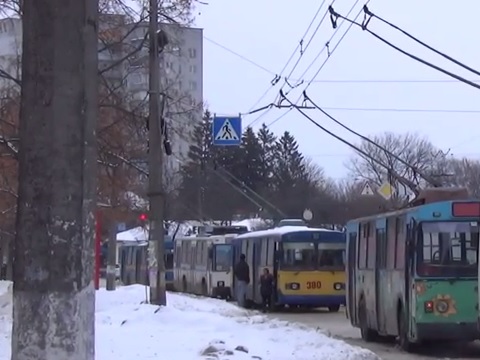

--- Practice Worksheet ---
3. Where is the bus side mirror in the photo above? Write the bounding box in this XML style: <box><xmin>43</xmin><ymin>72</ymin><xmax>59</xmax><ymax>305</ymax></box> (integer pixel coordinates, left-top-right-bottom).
<box><xmin>208</xmin><ymin>248</ymin><xmax>213</xmax><ymax>259</ymax></box>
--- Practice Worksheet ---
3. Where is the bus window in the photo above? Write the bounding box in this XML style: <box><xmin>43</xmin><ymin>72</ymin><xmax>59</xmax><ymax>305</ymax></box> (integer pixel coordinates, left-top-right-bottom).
<box><xmin>418</xmin><ymin>222</ymin><xmax>478</xmax><ymax>277</ymax></box>
<box><xmin>267</xmin><ymin>238</ymin><xmax>275</xmax><ymax>266</ymax></box>
<box><xmin>165</xmin><ymin>252</ymin><xmax>174</xmax><ymax>269</ymax></box>
<box><xmin>281</xmin><ymin>242</ymin><xmax>315</xmax><ymax>269</ymax></box>
<box><xmin>213</xmin><ymin>244</ymin><xmax>232</xmax><ymax>271</ymax></box>
<box><xmin>318</xmin><ymin>243</ymin><xmax>345</xmax><ymax>270</ymax></box>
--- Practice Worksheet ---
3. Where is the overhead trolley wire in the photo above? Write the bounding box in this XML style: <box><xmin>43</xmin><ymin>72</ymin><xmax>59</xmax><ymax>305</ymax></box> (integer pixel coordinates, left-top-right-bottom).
<box><xmin>205</xmin><ymin>36</ymin><xmax>480</xmax><ymax>83</ymax></box>
<box><xmin>295</xmin><ymin>0</ymin><xmax>365</xmax><ymax>96</ymax></box>
<box><xmin>328</xmin><ymin>6</ymin><xmax>480</xmax><ymax>91</ymax></box>
<box><xmin>364</xmin><ymin>6</ymin><xmax>480</xmax><ymax>78</ymax></box>
<box><xmin>302</xmin><ymin>90</ymin><xmax>442</xmax><ymax>187</ymax></box>
<box><xmin>283</xmin><ymin>0</ymin><xmax>331</xmax><ymax>82</ymax></box>
<box><xmin>262</xmin><ymin>0</ymin><xmax>367</xmax><ymax>130</ymax></box>
<box><xmin>246</xmin><ymin>0</ymin><xmax>333</xmax><ymax>126</ymax></box>
<box><xmin>278</xmin><ymin>89</ymin><xmax>421</xmax><ymax>195</ymax></box>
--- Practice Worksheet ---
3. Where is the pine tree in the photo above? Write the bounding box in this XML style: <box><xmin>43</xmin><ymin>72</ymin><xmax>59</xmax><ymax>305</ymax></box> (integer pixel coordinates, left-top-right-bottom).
<box><xmin>177</xmin><ymin>111</ymin><xmax>213</xmax><ymax>220</ymax></box>
<box><xmin>238</xmin><ymin>127</ymin><xmax>263</xmax><ymax>191</ymax></box>
<box><xmin>257</xmin><ymin>123</ymin><xmax>277</xmax><ymax>194</ymax></box>
<box><xmin>275</xmin><ymin>131</ymin><xmax>308</xmax><ymax>185</ymax></box>
<box><xmin>273</xmin><ymin>131</ymin><xmax>312</xmax><ymax>216</ymax></box>
<box><xmin>178</xmin><ymin>111</ymin><xmax>238</xmax><ymax>220</ymax></box>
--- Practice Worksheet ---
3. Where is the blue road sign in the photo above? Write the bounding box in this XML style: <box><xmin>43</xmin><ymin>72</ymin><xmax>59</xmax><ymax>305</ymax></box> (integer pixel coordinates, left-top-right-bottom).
<box><xmin>212</xmin><ymin>115</ymin><xmax>242</xmax><ymax>146</ymax></box>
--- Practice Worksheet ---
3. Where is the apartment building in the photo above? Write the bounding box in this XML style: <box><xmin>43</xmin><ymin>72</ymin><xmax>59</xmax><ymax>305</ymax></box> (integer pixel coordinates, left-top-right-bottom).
<box><xmin>125</xmin><ymin>22</ymin><xmax>203</xmax><ymax>180</ymax></box>
<box><xmin>0</xmin><ymin>15</ymin><xmax>203</xmax><ymax>186</ymax></box>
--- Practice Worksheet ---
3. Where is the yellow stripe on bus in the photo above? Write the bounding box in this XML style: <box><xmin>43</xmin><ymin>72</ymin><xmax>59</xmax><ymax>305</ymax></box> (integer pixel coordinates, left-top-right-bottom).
<box><xmin>277</xmin><ymin>270</ymin><xmax>346</xmax><ymax>296</ymax></box>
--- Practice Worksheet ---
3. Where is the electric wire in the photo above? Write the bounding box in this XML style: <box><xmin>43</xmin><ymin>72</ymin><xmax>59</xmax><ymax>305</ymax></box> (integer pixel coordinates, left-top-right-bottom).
<box><xmin>278</xmin><ymin>89</ymin><xmax>420</xmax><ymax>195</ymax></box>
<box><xmin>204</xmin><ymin>36</ymin><xmax>276</xmax><ymax>76</ymax></box>
<box><xmin>365</xmin><ymin>6</ymin><xmax>480</xmax><ymax>77</ymax></box>
<box><xmin>328</xmin><ymin>6</ymin><xmax>480</xmax><ymax>91</ymax></box>
<box><xmin>313</xmin><ymin>106</ymin><xmax>480</xmax><ymax>114</ymax></box>
<box><xmin>172</xmin><ymin>131</ymin><xmax>286</xmax><ymax>218</ymax></box>
<box><xmin>257</xmin><ymin>0</ymin><xmax>365</xmax><ymax>129</ymax></box>
<box><xmin>245</xmin><ymin>0</ymin><xmax>333</xmax><ymax>126</ymax></box>
<box><xmin>303</xmin><ymin>91</ymin><xmax>441</xmax><ymax>187</ymax></box>
<box><xmin>284</xmin><ymin>0</ymin><xmax>331</xmax><ymax>82</ymax></box>
<box><xmin>205</xmin><ymin>35</ymin><xmax>480</xmax><ymax>84</ymax></box>
<box><xmin>295</xmin><ymin>0</ymin><xmax>365</xmax><ymax>97</ymax></box>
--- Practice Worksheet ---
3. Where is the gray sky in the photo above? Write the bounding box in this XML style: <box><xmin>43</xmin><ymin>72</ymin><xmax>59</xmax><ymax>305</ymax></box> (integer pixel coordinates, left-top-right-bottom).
<box><xmin>195</xmin><ymin>0</ymin><xmax>480</xmax><ymax>180</ymax></box>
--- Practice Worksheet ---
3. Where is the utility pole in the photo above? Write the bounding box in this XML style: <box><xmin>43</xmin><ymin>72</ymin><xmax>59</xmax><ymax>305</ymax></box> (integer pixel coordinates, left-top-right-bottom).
<box><xmin>12</xmin><ymin>0</ymin><xmax>98</xmax><ymax>358</ymax></box>
<box><xmin>106</xmin><ymin>164</ymin><xmax>119</xmax><ymax>291</ymax></box>
<box><xmin>148</xmin><ymin>0</ymin><xmax>167</xmax><ymax>306</ymax></box>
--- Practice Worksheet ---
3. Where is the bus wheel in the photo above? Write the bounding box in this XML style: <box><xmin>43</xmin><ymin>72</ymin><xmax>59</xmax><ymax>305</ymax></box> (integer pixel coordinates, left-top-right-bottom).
<box><xmin>397</xmin><ymin>308</ymin><xmax>414</xmax><ymax>352</ymax></box>
<box><xmin>328</xmin><ymin>305</ymin><xmax>340</xmax><ymax>312</ymax></box>
<box><xmin>359</xmin><ymin>299</ymin><xmax>378</xmax><ymax>342</ymax></box>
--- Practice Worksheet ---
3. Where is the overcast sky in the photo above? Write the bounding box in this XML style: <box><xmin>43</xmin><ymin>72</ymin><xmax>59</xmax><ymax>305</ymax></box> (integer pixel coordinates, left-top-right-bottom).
<box><xmin>194</xmin><ymin>0</ymin><xmax>480</xmax><ymax>181</ymax></box>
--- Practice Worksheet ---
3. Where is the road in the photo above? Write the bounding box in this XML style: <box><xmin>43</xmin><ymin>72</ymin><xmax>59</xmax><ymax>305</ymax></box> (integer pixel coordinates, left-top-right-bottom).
<box><xmin>268</xmin><ymin>307</ymin><xmax>480</xmax><ymax>360</ymax></box>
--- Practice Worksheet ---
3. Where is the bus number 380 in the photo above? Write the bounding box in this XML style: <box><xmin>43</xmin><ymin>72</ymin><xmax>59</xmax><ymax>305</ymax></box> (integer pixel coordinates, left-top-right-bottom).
<box><xmin>306</xmin><ymin>281</ymin><xmax>322</xmax><ymax>289</ymax></box>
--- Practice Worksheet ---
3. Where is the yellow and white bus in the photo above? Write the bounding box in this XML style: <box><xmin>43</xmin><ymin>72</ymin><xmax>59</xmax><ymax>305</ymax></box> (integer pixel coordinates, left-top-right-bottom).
<box><xmin>232</xmin><ymin>225</ymin><xmax>346</xmax><ymax>310</ymax></box>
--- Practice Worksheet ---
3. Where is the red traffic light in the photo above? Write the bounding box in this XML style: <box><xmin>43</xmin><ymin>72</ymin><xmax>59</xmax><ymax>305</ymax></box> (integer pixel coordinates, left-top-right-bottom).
<box><xmin>139</xmin><ymin>213</ymin><xmax>148</xmax><ymax>221</ymax></box>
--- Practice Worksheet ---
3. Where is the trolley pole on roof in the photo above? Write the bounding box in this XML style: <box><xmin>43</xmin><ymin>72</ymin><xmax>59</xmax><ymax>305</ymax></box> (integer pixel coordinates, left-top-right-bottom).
<box><xmin>148</xmin><ymin>0</ymin><xmax>167</xmax><ymax>306</ymax></box>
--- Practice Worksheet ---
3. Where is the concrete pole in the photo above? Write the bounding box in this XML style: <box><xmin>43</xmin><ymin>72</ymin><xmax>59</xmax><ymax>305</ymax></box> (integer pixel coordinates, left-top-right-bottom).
<box><xmin>12</xmin><ymin>0</ymin><xmax>98</xmax><ymax>358</ymax></box>
<box><xmin>148</xmin><ymin>0</ymin><xmax>167</xmax><ymax>306</ymax></box>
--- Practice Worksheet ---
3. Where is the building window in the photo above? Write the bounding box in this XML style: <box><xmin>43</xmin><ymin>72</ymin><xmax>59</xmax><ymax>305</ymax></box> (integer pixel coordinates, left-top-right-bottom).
<box><xmin>189</xmin><ymin>81</ymin><xmax>197</xmax><ymax>91</ymax></box>
<box><xmin>188</xmin><ymin>48</ymin><xmax>197</xmax><ymax>58</ymax></box>
<box><xmin>189</xmin><ymin>64</ymin><xmax>197</xmax><ymax>74</ymax></box>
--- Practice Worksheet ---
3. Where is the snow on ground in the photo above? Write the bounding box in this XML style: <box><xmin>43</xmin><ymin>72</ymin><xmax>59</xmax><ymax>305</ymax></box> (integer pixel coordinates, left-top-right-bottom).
<box><xmin>0</xmin><ymin>281</ymin><xmax>379</xmax><ymax>360</ymax></box>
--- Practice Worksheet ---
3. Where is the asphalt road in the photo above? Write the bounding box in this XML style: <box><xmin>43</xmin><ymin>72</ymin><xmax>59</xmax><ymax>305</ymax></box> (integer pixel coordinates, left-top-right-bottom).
<box><xmin>268</xmin><ymin>307</ymin><xmax>480</xmax><ymax>360</ymax></box>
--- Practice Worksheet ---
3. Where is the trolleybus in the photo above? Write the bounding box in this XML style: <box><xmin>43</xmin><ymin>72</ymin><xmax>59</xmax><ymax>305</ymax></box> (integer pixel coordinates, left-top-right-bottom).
<box><xmin>346</xmin><ymin>190</ymin><xmax>480</xmax><ymax>351</ymax></box>
<box><xmin>233</xmin><ymin>224</ymin><xmax>346</xmax><ymax>310</ymax></box>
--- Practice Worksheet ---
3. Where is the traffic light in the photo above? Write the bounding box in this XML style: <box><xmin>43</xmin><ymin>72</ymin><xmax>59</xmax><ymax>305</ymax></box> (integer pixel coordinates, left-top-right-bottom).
<box><xmin>139</xmin><ymin>213</ymin><xmax>148</xmax><ymax>222</ymax></box>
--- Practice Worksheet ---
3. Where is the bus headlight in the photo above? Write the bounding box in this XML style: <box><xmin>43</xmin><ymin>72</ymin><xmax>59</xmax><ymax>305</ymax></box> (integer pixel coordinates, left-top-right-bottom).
<box><xmin>334</xmin><ymin>282</ymin><xmax>345</xmax><ymax>291</ymax></box>
<box><xmin>217</xmin><ymin>281</ymin><xmax>224</xmax><ymax>287</ymax></box>
<box><xmin>435</xmin><ymin>300</ymin><xmax>449</xmax><ymax>313</ymax></box>
<box><xmin>286</xmin><ymin>282</ymin><xmax>300</xmax><ymax>290</ymax></box>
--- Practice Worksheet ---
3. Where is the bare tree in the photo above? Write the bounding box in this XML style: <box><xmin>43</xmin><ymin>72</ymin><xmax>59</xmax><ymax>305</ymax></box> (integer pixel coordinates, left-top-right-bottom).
<box><xmin>12</xmin><ymin>1</ymin><xmax>98</xmax><ymax>360</ymax></box>
<box><xmin>0</xmin><ymin>0</ymin><xmax>198</xmax><ymax>235</ymax></box>
<box><xmin>347</xmin><ymin>132</ymin><xmax>448</xmax><ymax>191</ymax></box>
<box><xmin>333</xmin><ymin>179</ymin><xmax>386</xmax><ymax>222</ymax></box>
<box><xmin>440</xmin><ymin>157</ymin><xmax>480</xmax><ymax>197</ymax></box>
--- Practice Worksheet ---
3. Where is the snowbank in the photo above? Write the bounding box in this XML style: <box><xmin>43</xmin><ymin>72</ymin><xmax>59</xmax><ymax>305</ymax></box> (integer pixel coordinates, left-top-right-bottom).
<box><xmin>0</xmin><ymin>283</ymin><xmax>379</xmax><ymax>360</ymax></box>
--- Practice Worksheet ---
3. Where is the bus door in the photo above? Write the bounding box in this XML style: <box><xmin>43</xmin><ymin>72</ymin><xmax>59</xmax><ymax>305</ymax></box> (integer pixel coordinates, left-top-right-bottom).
<box><xmin>246</xmin><ymin>239</ymin><xmax>254</xmax><ymax>300</ymax></box>
<box><xmin>405</xmin><ymin>218</ymin><xmax>415</xmax><ymax>326</ymax></box>
<box><xmin>376</xmin><ymin>226</ymin><xmax>388</xmax><ymax>334</ymax></box>
<box><xmin>251</xmin><ymin>240</ymin><xmax>262</xmax><ymax>303</ymax></box>
<box><xmin>347</xmin><ymin>232</ymin><xmax>357</xmax><ymax>323</ymax></box>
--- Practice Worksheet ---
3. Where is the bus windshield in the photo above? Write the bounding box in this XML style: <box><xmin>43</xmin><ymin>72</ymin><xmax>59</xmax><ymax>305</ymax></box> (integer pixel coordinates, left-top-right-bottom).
<box><xmin>281</xmin><ymin>242</ymin><xmax>316</xmax><ymax>270</ymax></box>
<box><xmin>213</xmin><ymin>244</ymin><xmax>232</xmax><ymax>272</ymax></box>
<box><xmin>318</xmin><ymin>243</ymin><xmax>345</xmax><ymax>270</ymax></box>
<box><xmin>417</xmin><ymin>222</ymin><xmax>479</xmax><ymax>277</ymax></box>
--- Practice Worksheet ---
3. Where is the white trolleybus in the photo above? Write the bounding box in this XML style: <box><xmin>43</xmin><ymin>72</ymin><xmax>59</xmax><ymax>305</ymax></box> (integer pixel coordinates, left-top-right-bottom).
<box><xmin>173</xmin><ymin>225</ymin><xmax>248</xmax><ymax>299</ymax></box>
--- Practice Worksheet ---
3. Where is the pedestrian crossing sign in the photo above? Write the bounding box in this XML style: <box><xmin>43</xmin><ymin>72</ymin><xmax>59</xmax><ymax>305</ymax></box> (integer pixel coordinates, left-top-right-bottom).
<box><xmin>212</xmin><ymin>115</ymin><xmax>242</xmax><ymax>146</ymax></box>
